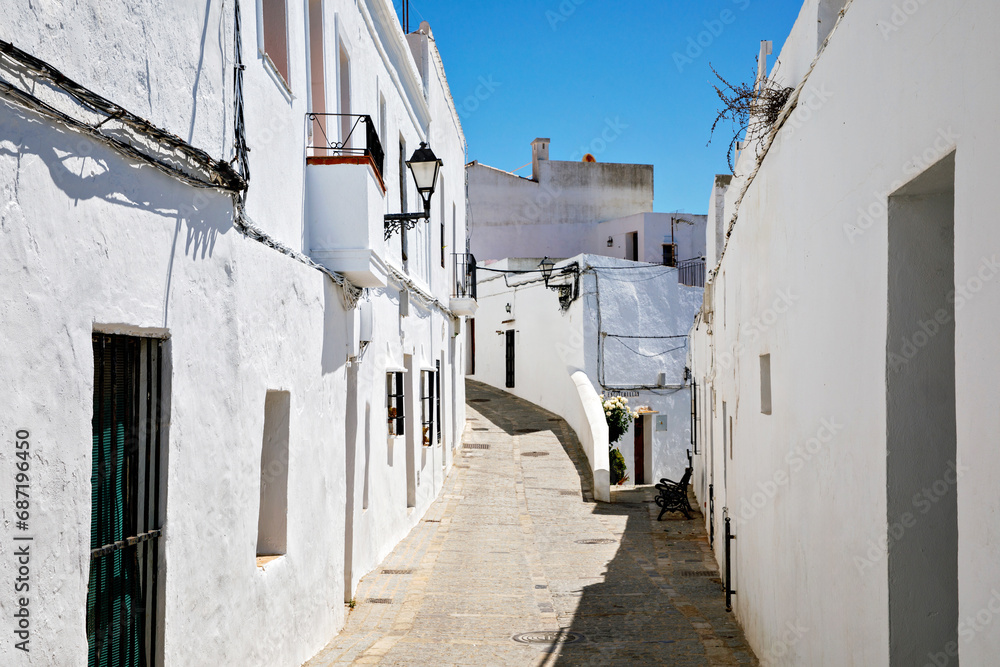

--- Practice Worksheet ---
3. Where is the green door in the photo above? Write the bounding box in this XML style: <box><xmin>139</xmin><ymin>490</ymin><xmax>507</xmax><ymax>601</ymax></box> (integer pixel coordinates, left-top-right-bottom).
<box><xmin>89</xmin><ymin>334</ymin><xmax>163</xmax><ymax>667</ymax></box>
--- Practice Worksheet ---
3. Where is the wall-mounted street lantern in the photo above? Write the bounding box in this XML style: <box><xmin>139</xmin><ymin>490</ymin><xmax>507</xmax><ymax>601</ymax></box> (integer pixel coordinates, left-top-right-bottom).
<box><xmin>607</xmin><ymin>236</ymin><xmax>614</xmax><ymax>247</ymax></box>
<box><xmin>538</xmin><ymin>256</ymin><xmax>580</xmax><ymax>311</ymax></box>
<box><xmin>384</xmin><ymin>142</ymin><xmax>443</xmax><ymax>240</ymax></box>
<box><xmin>538</xmin><ymin>257</ymin><xmax>555</xmax><ymax>286</ymax></box>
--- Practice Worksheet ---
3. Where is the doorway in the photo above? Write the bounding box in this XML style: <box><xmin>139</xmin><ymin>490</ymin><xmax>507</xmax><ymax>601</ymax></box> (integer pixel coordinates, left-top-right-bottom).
<box><xmin>337</xmin><ymin>43</ymin><xmax>351</xmax><ymax>148</ymax></box>
<box><xmin>89</xmin><ymin>334</ymin><xmax>166</xmax><ymax>667</ymax></box>
<box><xmin>626</xmin><ymin>231</ymin><xmax>639</xmax><ymax>261</ymax></box>
<box><xmin>308</xmin><ymin>0</ymin><xmax>326</xmax><ymax>155</ymax></box>
<box><xmin>634</xmin><ymin>415</ymin><xmax>645</xmax><ymax>485</ymax></box>
<box><xmin>505</xmin><ymin>330</ymin><xmax>515</xmax><ymax>388</ymax></box>
<box><xmin>886</xmin><ymin>152</ymin><xmax>957</xmax><ymax>665</ymax></box>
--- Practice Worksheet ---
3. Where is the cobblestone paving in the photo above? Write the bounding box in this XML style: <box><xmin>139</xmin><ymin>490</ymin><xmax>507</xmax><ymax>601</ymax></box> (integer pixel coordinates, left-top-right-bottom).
<box><xmin>306</xmin><ymin>381</ymin><xmax>757</xmax><ymax>666</ymax></box>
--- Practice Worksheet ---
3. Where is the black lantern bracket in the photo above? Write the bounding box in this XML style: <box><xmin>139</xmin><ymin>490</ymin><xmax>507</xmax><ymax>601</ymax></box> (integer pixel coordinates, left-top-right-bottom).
<box><xmin>538</xmin><ymin>258</ymin><xmax>581</xmax><ymax>311</ymax></box>
<box><xmin>384</xmin><ymin>142</ymin><xmax>442</xmax><ymax>241</ymax></box>
<box><xmin>383</xmin><ymin>211</ymin><xmax>428</xmax><ymax>241</ymax></box>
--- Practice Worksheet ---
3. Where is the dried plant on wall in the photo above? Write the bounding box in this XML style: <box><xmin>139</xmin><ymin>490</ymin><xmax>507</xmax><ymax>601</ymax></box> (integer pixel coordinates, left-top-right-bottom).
<box><xmin>708</xmin><ymin>64</ymin><xmax>794</xmax><ymax>173</ymax></box>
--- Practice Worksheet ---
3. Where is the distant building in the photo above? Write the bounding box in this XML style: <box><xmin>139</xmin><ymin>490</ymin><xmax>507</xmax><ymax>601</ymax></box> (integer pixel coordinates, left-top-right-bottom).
<box><xmin>467</xmin><ymin>139</ymin><xmax>707</xmax><ymax>283</ymax></box>
<box><xmin>466</xmin><ymin>141</ymin><xmax>706</xmax><ymax>497</ymax></box>
<box><xmin>469</xmin><ymin>255</ymin><xmax>703</xmax><ymax>503</ymax></box>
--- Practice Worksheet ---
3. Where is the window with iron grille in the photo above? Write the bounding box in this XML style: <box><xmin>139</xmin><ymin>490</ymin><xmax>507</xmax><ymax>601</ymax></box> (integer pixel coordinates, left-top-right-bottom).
<box><xmin>386</xmin><ymin>372</ymin><xmax>405</xmax><ymax>436</ymax></box>
<box><xmin>662</xmin><ymin>243</ymin><xmax>677</xmax><ymax>267</ymax></box>
<box><xmin>435</xmin><ymin>360</ymin><xmax>442</xmax><ymax>444</ymax></box>
<box><xmin>420</xmin><ymin>370</ymin><xmax>435</xmax><ymax>447</ymax></box>
<box><xmin>89</xmin><ymin>333</ymin><xmax>165</xmax><ymax>667</ymax></box>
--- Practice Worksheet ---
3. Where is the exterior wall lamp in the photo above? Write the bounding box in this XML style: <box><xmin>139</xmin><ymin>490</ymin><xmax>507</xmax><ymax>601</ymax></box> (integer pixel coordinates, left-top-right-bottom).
<box><xmin>607</xmin><ymin>236</ymin><xmax>614</xmax><ymax>247</ymax></box>
<box><xmin>538</xmin><ymin>257</ymin><xmax>555</xmax><ymax>286</ymax></box>
<box><xmin>384</xmin><ymin>142</ymin><xmax>442</xmax><ymax>240</ymax></box>
<box><xmin>537</xmin><ymin>257</ymin><xmax>580</xmax><ymax>311</ymax></box>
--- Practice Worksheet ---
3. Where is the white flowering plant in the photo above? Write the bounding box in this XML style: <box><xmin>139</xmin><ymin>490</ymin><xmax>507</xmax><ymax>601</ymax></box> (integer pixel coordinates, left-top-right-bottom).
<box><xmin>601</xmin><ymin>395</ymin><xmax>637</xmax><ymax>445</ymax></box>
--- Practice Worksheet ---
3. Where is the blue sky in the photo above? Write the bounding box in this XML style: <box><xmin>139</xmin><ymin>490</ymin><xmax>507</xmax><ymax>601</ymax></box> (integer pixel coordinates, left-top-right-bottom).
<box><xmin>394</xmin><ymin>0</ymin><xmax>805</xmax><ymax>214</ymax></box>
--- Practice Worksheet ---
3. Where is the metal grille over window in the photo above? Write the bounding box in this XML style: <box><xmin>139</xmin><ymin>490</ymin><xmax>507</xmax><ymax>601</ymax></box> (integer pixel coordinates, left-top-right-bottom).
<box><xmin>435</xmin><ymin>361</ymin><xmax>442</xmax><ymax>444</ymax></box>
<box><xmin>452</xmin><ymin>253</ymin><xmax>477</xmax><ymax>300</ymax></box>
<box><xmin>88</xmin><ymin>334</ymin><xmax>165</xmax><ymax>667</ymax></box>
<box><xmin>421</xmin><ymin>370</ymin><xmax>436</xmax><ymax>447</ymax></box>
<box><xmin>662</xmin><ymin>243</ymin><xmax>677</xmax><ymax>267</ymax></box>
<box><xmin>386</xmin><ymin>372</ymin><xmax>405</xmax><ymax>436</ymax></box>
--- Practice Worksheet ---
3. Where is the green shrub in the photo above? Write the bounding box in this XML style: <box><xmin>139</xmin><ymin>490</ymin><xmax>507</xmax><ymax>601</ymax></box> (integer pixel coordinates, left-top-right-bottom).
<box><xmin>610</xmin><ymin>447</ymin><xmax>629</xmax><ymax>486</ymax></box>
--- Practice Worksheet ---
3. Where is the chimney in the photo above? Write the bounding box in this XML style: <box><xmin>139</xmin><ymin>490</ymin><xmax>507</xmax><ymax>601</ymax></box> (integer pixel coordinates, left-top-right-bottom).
<box><xmin>531</xmin><ymin>138</ymin><xmax>550</xmax><ymax>181</ymax></box>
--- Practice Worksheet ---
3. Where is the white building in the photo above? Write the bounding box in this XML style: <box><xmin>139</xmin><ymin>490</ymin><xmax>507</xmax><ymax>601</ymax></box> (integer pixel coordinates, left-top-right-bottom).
<box><xmin>470</xmin><ymin>256</ymin><xmax>703</xmax><ymax>503</ymax></box>
<box><xmin>468</xmin><ymin>139</ymin><xmax>707</xmax><ymax>274</ymax></box>
<box><xmin>0</xmin><ymin>1</ymin><xmax>470</xmax><ymax>665</ymax></box>
<box><xmin>689</xmin><ymin>0</ymin><xmax>1000</xmax><ymax>665</ymax></box>
<box><xmin>465</xmin><ymin>140</ymin><xmax>707</xmax><ymax>500</ymax></box>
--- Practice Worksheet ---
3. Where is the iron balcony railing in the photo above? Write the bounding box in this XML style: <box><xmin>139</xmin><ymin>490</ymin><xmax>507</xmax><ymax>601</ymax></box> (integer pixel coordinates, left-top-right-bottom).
<box><xmin>306</xmin><ymin>112</ymin><xmax>385</xmax><ymax>181</ymax></box>
<box><xmin>452</xmin><ymin>252</ymin><xmax>477</xmax><ymax>300</ymax></box>
<box><xmin>677</xmin><ymin>257</ymin><xmax>706</xmax><ymax>288</ymax></box>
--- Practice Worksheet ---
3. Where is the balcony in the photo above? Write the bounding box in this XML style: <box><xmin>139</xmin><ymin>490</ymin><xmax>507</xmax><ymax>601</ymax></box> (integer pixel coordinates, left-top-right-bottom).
<box><xmin>677</xmin><ymin>258</ymin><xmax>706</xmax><ymax>288</ymax></box>
<box><xmin>305</xmin><ymin>113</ymin><xmax>389</xmax><ymax>288</ymax></box>
<box><xmin>450</xmin><ymin>253</ymin><xmax>478</xmax><ymax>316</ymax></box>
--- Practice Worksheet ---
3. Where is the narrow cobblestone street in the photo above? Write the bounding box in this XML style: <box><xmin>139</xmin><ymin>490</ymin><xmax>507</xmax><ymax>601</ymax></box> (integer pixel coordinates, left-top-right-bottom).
<box><xmin>307</xmin><ymin>381</ymin><xmax>757</xmax><ymax>666</ymax></box>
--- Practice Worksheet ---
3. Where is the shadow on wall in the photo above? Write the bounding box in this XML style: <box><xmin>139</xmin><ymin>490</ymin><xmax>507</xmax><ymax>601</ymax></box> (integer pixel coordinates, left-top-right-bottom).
<box><xmin>0</xmin><ymin>104</ymin><xmax>234</xmax><ymax>256</ymax></box>
<box><xmin>321</xmin><ymin>279</ymin><xmax>349</xmax><ymax>376</ymax></box>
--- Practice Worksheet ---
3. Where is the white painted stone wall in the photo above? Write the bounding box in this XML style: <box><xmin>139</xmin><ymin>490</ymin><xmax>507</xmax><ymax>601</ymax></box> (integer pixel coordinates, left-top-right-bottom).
<box><xmin>467</xmin><ymin>144</ymin><xmax>655</xmax><ymax>261</ymax></box>
<box><xmin>689</xmin><ymin>1</ymin><xmax>1000</xmax><ymax>664</ymax></box>
<box><xmin>467</xmin><ymin>147</ymin><xmax>705</xmax><ymax>269</ymax></box>
<box><xmin>598</xmin><ymin>212</ymin><xmax>707</xmax><ymax>266</ymax></box>
<box><xmin>0</xmin><ymin>1</ymin><xmax>468</xmax><ymax>665</ymax></box>
<box><xmin>470</xmin><ymin>255</ymin><xmax>702</xmax><ymax>500</ymax></box>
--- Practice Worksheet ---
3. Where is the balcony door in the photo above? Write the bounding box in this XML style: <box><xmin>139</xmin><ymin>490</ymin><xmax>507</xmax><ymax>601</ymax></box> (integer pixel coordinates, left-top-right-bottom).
<box><xmin>338</xmin><ymin>43</ymin><xmax>351</xmax><ymax>150</ymax></box>
<box><xmin>308</xmin><ymin>0</ymin><xmax>327</xmax><ymax>155</ymax></box>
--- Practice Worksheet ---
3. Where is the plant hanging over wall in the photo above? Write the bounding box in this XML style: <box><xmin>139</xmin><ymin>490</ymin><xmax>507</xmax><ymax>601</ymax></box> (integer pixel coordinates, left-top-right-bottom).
<box><xmin>603</xmin><ymin>395</ymin><xmax>637</xmax><ymax>444</ymax></box>
<box><xmin>603</xmin><ymin>395</ymin><xmax>637</xmax><ymax>486</ymax></box>
<box><xmin>707</xmin><ymin>64</ymin><xmax>794</xmax><ymax>173</ymax></box>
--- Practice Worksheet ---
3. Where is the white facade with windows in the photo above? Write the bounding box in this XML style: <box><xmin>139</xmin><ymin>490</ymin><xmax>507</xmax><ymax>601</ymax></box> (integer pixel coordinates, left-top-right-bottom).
<box><xmin>0</xmin><ymin>1</ymin><xmax>469</xmax><ymax>665</ymax></box>
<box><xmin>466</xmin><ymin>141</ymin><xmax>706</xmax><ymax>501</ymax></box>
<box><xmin>689</xmin><ymin>1</ymin><xmax>1000</xmax><ymax>664</ymax></box>
<box><xmin>469</xmin><ymin>256</ymin><xmax>703</xmax><ymax>504</ymax></box>
<box><xmin>467</xmin><ymin>139</ymin><xmax>707</xmax><ymax>269</ymax></box>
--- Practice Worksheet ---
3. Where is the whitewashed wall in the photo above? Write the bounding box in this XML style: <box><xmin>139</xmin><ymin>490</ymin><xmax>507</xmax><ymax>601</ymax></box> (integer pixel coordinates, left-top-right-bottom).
<box><xmin>0</xmin><ymin>1</ymin><xmax>467</xmax><ymax>665</ymax></box>
<box><xmin>467</xmin><ymin>150</ymin><xmax>654</xmax><ymax>261</ymax></box>
<box><xmin>470</xmin><ymin>256</ymin><xmax>701</xmax><ymax>499</ymax></box>
<box><xmin>690</xmin><ymin>1</ymin><xmax>1000</xmax><ymax>664</ymax></box>
<box><xmin>600</xmin><ymin>212</ymin><xmax>708</xmax><ymax>265</ymax></box>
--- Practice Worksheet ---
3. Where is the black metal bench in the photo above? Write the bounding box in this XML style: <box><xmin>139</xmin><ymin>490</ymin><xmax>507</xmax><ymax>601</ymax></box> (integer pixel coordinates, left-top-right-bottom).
<box><xmin>655</xmin><ymin>467</ymin><xmax>694</xmax><ymax>520</ymax></box>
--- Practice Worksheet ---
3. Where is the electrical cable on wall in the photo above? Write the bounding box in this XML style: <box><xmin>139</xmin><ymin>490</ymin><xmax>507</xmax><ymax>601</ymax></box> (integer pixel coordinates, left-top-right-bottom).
<box><xmin>0</xmin><ymin>39</ymin><xmax>245</xmax><ymax>192</ymax></box>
